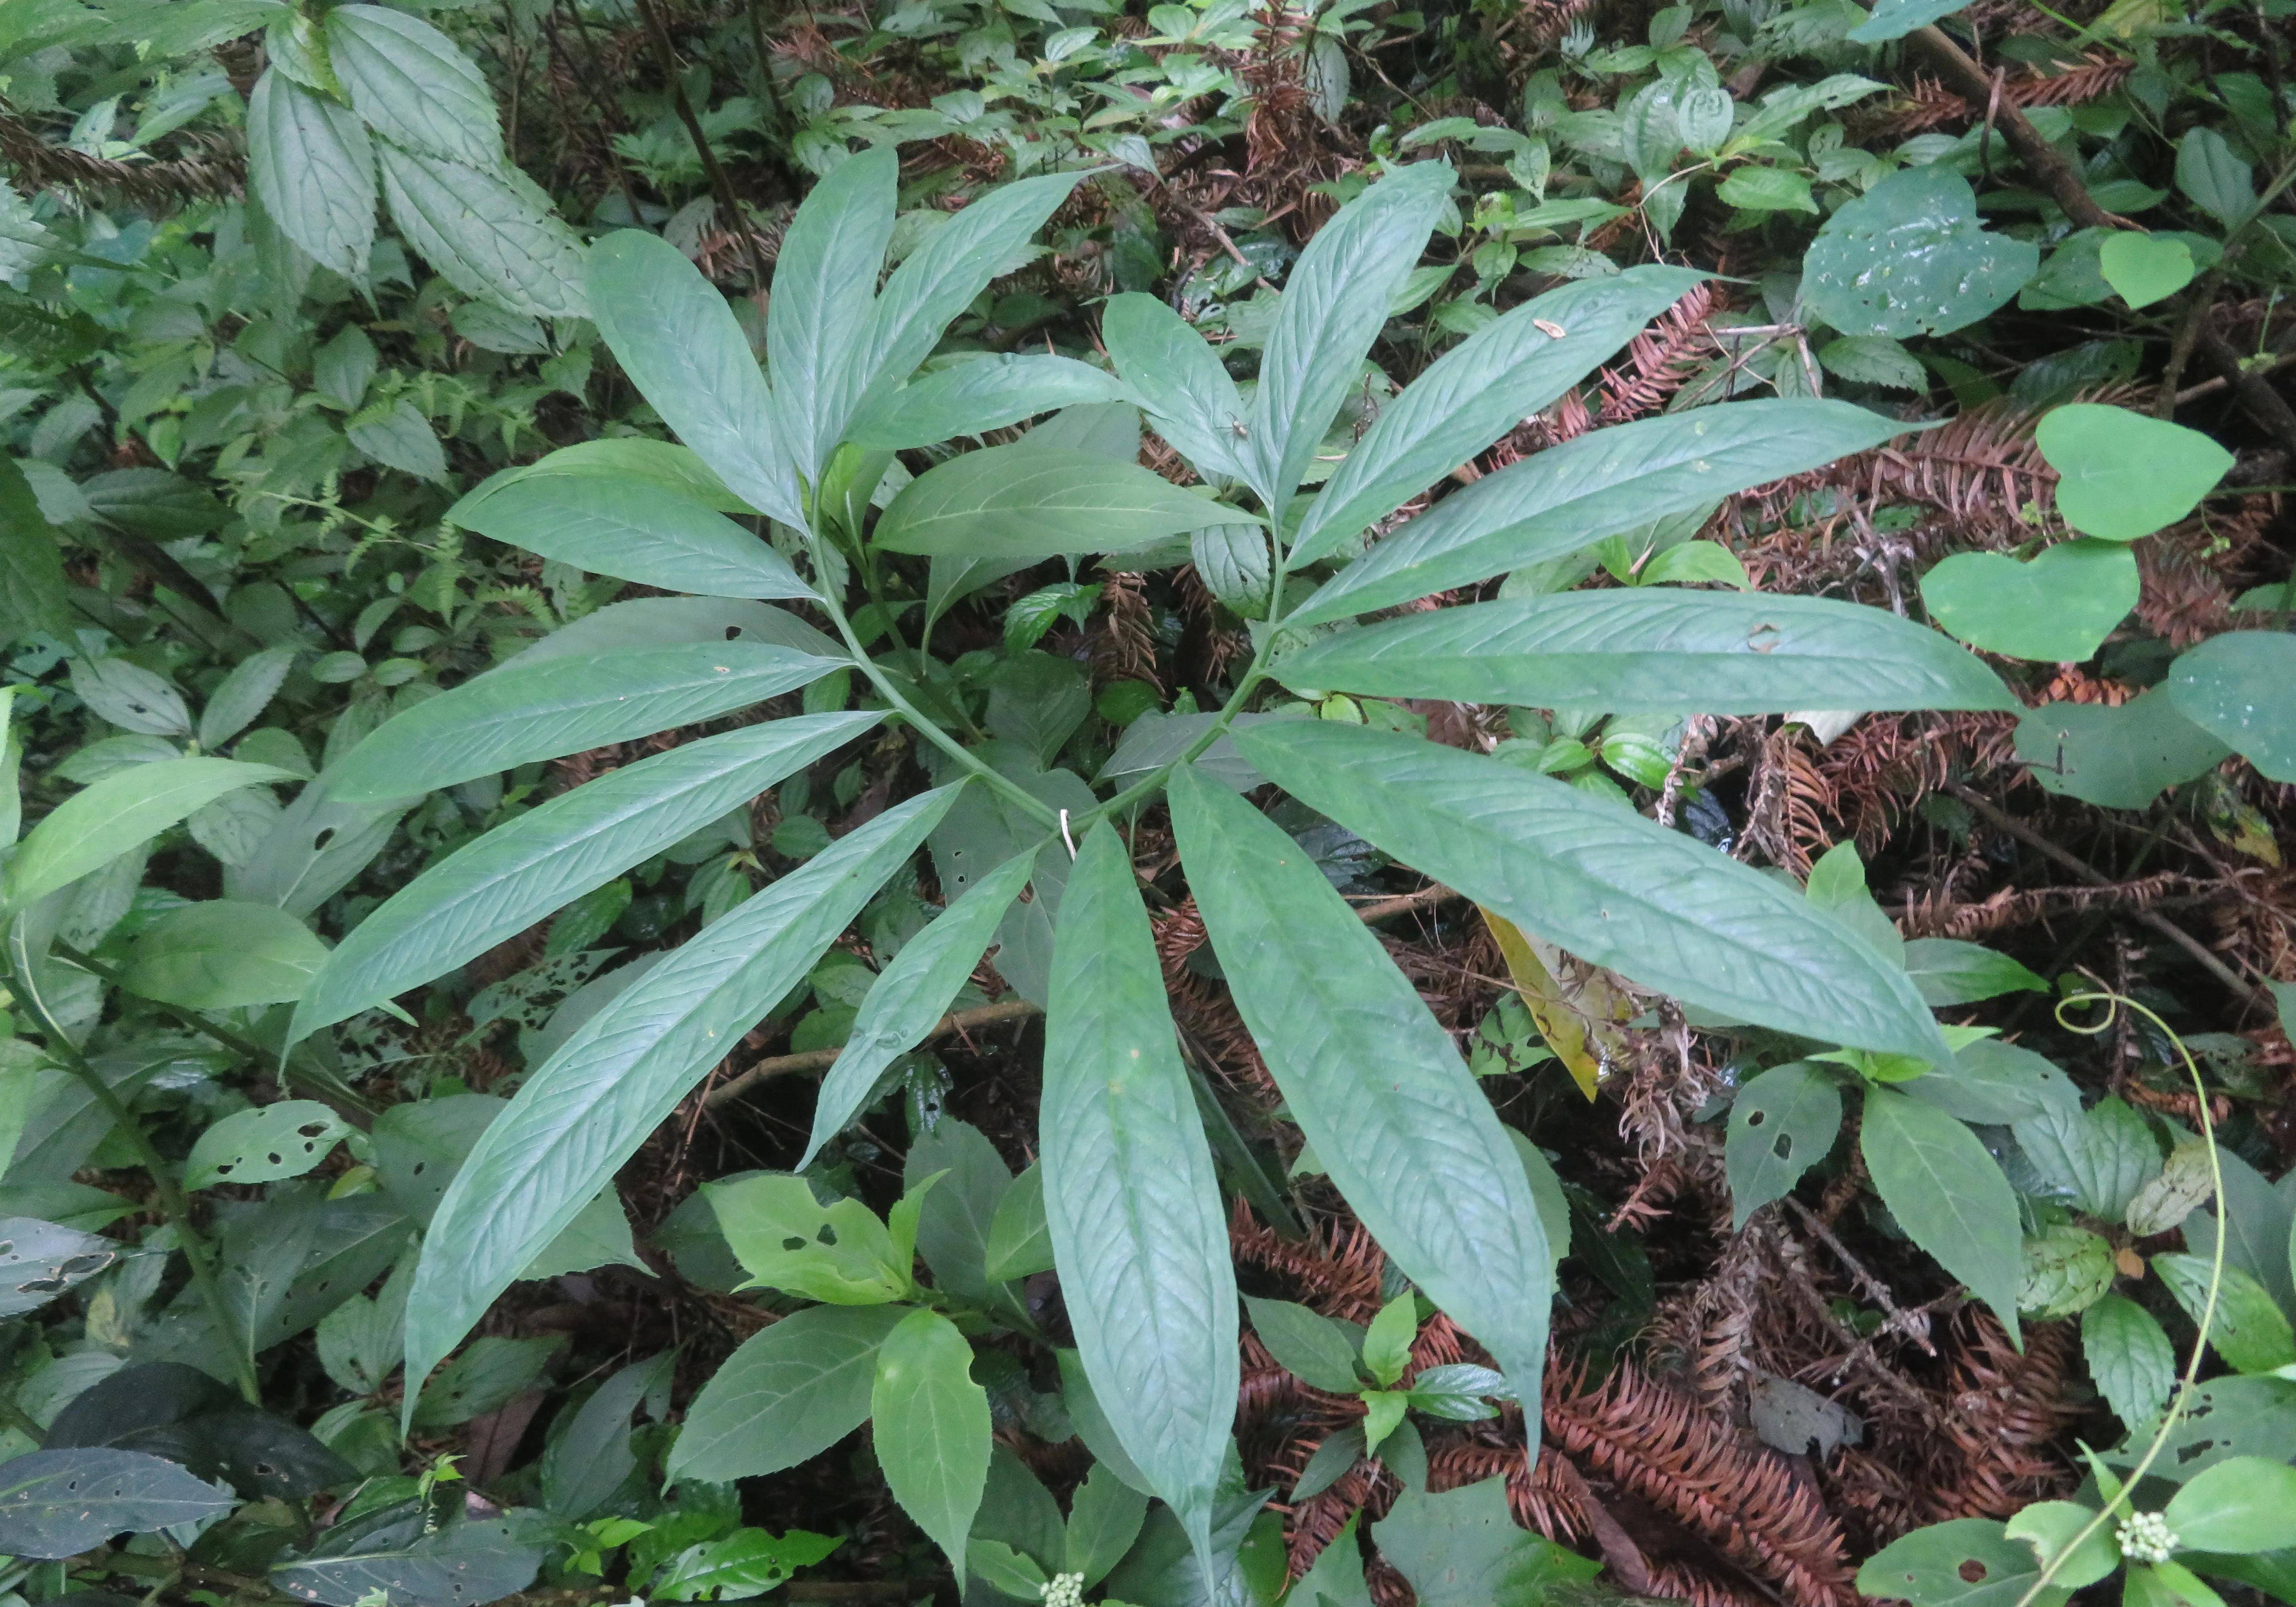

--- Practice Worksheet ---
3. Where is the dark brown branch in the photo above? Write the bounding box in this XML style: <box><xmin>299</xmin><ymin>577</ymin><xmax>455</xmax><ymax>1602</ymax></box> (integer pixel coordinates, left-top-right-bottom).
<box><xmin>634</xmin><ymin>0</ymin><xmax>775</xmax><ymax>290</ymax></box>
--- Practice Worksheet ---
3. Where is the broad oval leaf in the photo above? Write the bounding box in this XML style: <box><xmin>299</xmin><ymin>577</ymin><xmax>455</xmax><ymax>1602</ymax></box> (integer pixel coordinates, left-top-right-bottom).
<box><xmin>245</xmin><ymin>72</ymin><xmax>374</xmax><ymax>281</ymax></box>
<box><xmin>1290</xmin><ymin>401</ymin><xmax>1912</xmax><ymax>628</ymax></box>
<box><xmin>478</xmin><ymin>440</ymin><xmax>752</xmax><ymax>514</ymax></box>
<box><xmin>1277</xmin><ymin>590</ymin><xmax>2015</xmax><ymax>714</ymax></box>
<box><xmin>505</xmin><ymin>596</ymin><xmax>841</xmax><ymax>666</ymax></box>
<box><xmin>1724</xmin><ymin>1062</ymin><xmax>1843</xmax><ymax>1230</ymax></box>
<box><xmin>588</xmin><ymin>230</ymin><xmax>801</xmax><ymax>527</ymax></box>
<box><xmin>1237</xmin><ymin>721</ymin><xmax>1947</xmax><ymax>1061</ymax></box>
<box><xmin>1100</xmin><ymin>293</ymin><xmax>1251</xmax><ymax>484</ymax></box>
<box><xmin>1289</xmin><ymin>267</ymin><xmax>1706</xmax><ymax>565</ymax></box>
<box><xmin>1041</xmin><ymin>823</ymin><xmax>1237</xmax><ymax>1566</ymax></box>
<box><xmin>0</xmin><ymin>1448</ymin><xmax>232</xmax><ymax>1558</ymax></box>
<box><xmin>870</xmin><ymin>1306</ymin><xmax>992</xmax><ymax>1576</ymax></box>
<box><xmin>3</xmin><ymin>758</ymin><xmax>294</xmax><ymax>914</ymax></box>
<box><xmin>447</xmin><ymin>468</ymin><xmax>810</xmax><ymax>600</ymax></box>
<box><xmin>2036</xmin><ymin>404</ymin><xmax>2232</xmax><ymax>542</ymax></box>
<box><xmin>401</xmin><ymin>786</ymin><xmax>958</xmax><ymax>1423</ymax></box>
<box><xmin>2166</xmin><ymin>629</ymin><xmax>2296</xmax><ymax>782</ymax></box>
<box><xmin>1862</xmin><ymin>1088</ymin><xmax>2021</xmax><ymax>1344</ymax></box>
<box><xmin>845</xmin><ymin>355</ymin><xmax>1131</xmax><ymax>452</ymax></box>
<box><xmin>668</xmin><ymin>1304</ymin><xmax>907</xmax><ymax>1484</ymax></box>
<box><xmin>297</xmin><ymin>713</ymin><xmax>881</xmax><ymax>1040</ymax></box>
<box><xmin>270</xmin><ymin>1505</ymin><xmax>544</xmax><ymax>1607</ymax></box>
<box><xmin>122</xmin><ymin>899</ymin><xmax>330</xmax><ymax>1009</ymax></box>
<box><xmin>872</xmin><ymin>443</ymin><xmax>1235</xmax><ymax>560</ymax></box>
<box><xmin>186</xmin><ymin>1101</ymin><xmax>352</xmax><ymax>1189</ymax></box>
<box><xmin>329</xmin><ymin>644</ymin><xmax>845</xmax><ymax>802</ymax></box>
<box><xmin>2163</xmin><ymin>1456</ymin><xmax>2296</xmax><ymax>1555</ymax></box>
<box><xmin>768</xmin><ymin>144</ymin><xmax>897</xmax><ymax>480</ymax></box>
<box><xmin>1171</xmin><ymin>767</ymin><xmax>1551</xmax><ymax>1421</ymax></box>
<box><xmin>324</xmin><ymin>4</ymin><xmax>500</xmax><ymax>168</ymax></box>
<box><xmin>1247</xmin><ymin>161</ymin><xmax>1453</xmax><ymax>509</ymax></box>
<box><xmin>800</xmin><ymin>848</ymin><xmax>1035</xmax><ymax>1168</ymax></box>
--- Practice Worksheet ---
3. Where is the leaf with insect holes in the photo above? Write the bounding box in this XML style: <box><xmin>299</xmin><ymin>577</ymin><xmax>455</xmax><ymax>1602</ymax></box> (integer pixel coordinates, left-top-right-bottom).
<box><xmin>1725</xmin><ymin>1063</ymin><xmax>1843</xmax><ymax>1229</ymax></box>
<box><xmin>187</xmin><ymin>1102</ymin><xmax>353</xmax><ymax>1190</ymax></box>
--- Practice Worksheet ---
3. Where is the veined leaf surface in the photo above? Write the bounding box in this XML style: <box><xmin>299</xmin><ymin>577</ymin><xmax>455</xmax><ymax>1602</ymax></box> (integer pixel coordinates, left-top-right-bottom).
<box><xmin>1289</xmin><ymin>267</ymin><xmax>1706</xmax><ymax>565</ymax></box>
<box><xmin>1237</xmin><ymin>721</ymin><xmax>1947</xmax><ymax>1061</ymax></box>
<box><xmin>245</xmin><ymin>73</ymin><xmax>374</xmax><ymax>281</ymax></box>
<box><xmin>668</xmin><ymin>1304</ymin><xmax>905</xmax><ymax>1484</ymax></box>
<box><xmin>845</xmin><ymin>356</ymin><xmax>1130</xmax><ymax>452</ymax></box>
<box><xmin>3</xmin><ymin>759</ymin><xmax>294</xmax><ymax>914</ymax></box>
<box><xmin>446</xmin><ymin>470</ymin><xmax>811</xmax><ymax>600</ymax></box>
<box><xmin>1276</xmin><ymin>591</ymin><xmax>2014</xmax><ymax>714</ymax></box>
<box><xmin>1861</xmin><ymin>1088</ymin><xmax>2021</xmax><ymax>1344</ymax></box>
<box><xmin>1041</xmin><ymin>824</ymin><xmax>1237</xmax><ymax>1567</ymax></box>
<box><xmin>871</xmin><ymin>1306</ymin><xmax>992</xmax><ymax>1576</ymax></box>
<box><xmin>767</xmin><ymin>145</ymin><xmax>897</xmax><ymax>480</ymax></box>
<box><xmin>588</xmin><ymin>230</ymin><xmax>802</xmax><ymax>527</ymax></box>
<box><xmin>402</xmin><ymin>786</ymin><xmax>958</xmax><ymax>1420</ymax></box>
<box><xmin>296</xmin><ymin>713</ymin><xmax>881</xmax><ymax>1041</ymax></box>
<box><xmin>1290</xmin><ymin>402</ymin><xmax>1911</xmax><ymax>627</ymax></box>
<box><xmin>1099</xmin><ymin>293</ymin><xmax>1251</xmax><ymax>484</ymax></box>
<box><xmin>1171</xmin><ymin>767</ymin><xmax>1551</xmax><ymax>1423</ymax></box>
<box><xmin>872</xmin><ymin>443</ymin><xmax>1234</xmax><ymax>559</ymax></box>
<box><xmin>330</xmin><ymin>644</ymin><xmax>846</xmax><ymax>802</ymax></box>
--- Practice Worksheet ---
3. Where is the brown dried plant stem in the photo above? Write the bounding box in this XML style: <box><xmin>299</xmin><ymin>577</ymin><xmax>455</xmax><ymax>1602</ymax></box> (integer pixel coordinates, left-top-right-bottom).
<box><xmin>635</xmin><ymin>0</ymin><xmax>775</xmax><ymax>289</ymax></box>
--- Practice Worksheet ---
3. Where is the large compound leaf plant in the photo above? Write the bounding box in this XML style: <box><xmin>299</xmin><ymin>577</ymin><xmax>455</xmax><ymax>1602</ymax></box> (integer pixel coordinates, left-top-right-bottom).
<box><xmin>287</xmin><ymin>150</ymin><xmax>2017</xmax><ymax>1584</ymax></box>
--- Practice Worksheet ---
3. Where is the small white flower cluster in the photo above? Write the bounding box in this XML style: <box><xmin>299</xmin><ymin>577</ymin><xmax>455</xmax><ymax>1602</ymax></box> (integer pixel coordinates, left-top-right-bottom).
<box><xmin>1040</xmin><ymin>1572</ymin><xmax>1086</xmax><ymax>1607</ymax></box>
<box><xmin>2117</xmin><ymin>1511</ymin><xmax>2180</xmax><ymax>1565</ymax></box>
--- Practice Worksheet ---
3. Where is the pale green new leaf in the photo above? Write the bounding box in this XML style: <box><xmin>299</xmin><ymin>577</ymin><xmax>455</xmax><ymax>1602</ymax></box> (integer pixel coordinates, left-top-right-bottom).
<box><xmin>1099</xmin><ymin>293</ymin><xmax>1251</xmax><ymax>484</ymax></box>
<box><xmin>872</xmin><ymin>443</ymin><xmax>1233</xmax><ymax>560</ymax></box>
<box><xmin>401</xmin><ymin>786</ymin><xmax>958</xmax><ymax>1421</ymax></box>
<box><xmin>668</xmin><ymin>1304</ymin><xmax>905</xmax><ymax>1484</ymax></box>
<box><xmin>1289</xmin><ymin>267</ymin><xmax>1705</xmax><ymax>565</ymax></box>
<box><xmin>447</xmin><ymin>468</ymin><xmax>812</xmax><ymax>599</ymax></box>
<box><xmin>588</xmin><ymin>230</ymin><xmax>801</xmax><ymax>527</ymax></box>
<box><xmin>871</xmin><ymin>1306</ymin><xmax>992</xmax><ymax>1577</ymax></box>
<box><xmin>1238</xmin><ymin>721</ymin><xmax>1947</xmax><ymax>1061</ymax></box>
<box><xmin>297</xmin><ymin>714</ymin><xmax>880</xmax><ymax>1040</ymax></box>
<box><xmin>1278</xmin><ymin>591</ymin><xmax>2014</xmax><ymax>714</ymax></box>
<box><xmin>800</xmin><ymin>849</ymin><xmax>1034</xmax><ymax>1168</ymax></box>
<box><xmin>3</xmin><ymin>758</ymin><xmax>294</xmax><ymax>914</ymax></box>
<box><xmin>1247</xmin><ymin>162</ymin><xmax>1453</xmax><ymax>508</ymax></box>
<box><xmin>1171</xmin><ymin>767</ymin><xmax>1551</xmax><ymax>1430</ymax></box>
<box><xmin>330</xmin><ymin>645</ymin><xmax>844</xmax><ymax>802</ymax></box>
<box><xmin>1290</xmin><ymin>402</ymin><xmax>1912</xmax><ymax>627</ymax></box>
<box><xmin>374</xmin><ymin>144</ymin><xmax>586</xmax><ymax>319</ymax></box>
<box><xmin>1862</xmin><ymin>1088</ymin><xmax>2021</xmax><ymax>1344</ymax></box>
<box><xmin>845</xmin><ymin>356</ymin><xmax>1130</xmax><ymax>452</ymax></box>
<box><xmin>245</xmin><ymin>72</ymin><xmax>374</xmax><ymax>280</ymax></box>
<box><xmin>325</xmin><ymin>4</ymin><xmax>502</xmax><ymax>169</ymax></box>
<box><xmin>852</xmin><ymin>171</ymin><xmax>1084</xmax><ymax>422</ymax></box>
<box><xmin>768</xmin><ymin>145</ymin><xmax>897</xmax><ymax>480</ymax></box>
<box><xmin>1041</xmin><ymin>823</ymin><xmax>1237</xmax><ymax>1567</ymax></box>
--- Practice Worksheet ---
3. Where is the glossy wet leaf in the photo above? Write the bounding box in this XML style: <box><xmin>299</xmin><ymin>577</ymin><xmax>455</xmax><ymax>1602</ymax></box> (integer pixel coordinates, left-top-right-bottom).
<box><xmin>1291</xmin><ymin>401</ymin><xmax>1910</xmax><ymax>627</ymax></box>
<box><xmin>1927</xmin><ymin>538</ymin><xmax>2141</xmax><ymax>663</ymax></box>
<box><xmin>2</xmin><ymin>758</ymin><xmax>293</xmax><ymax>914</ymax></box>
<box><xmin>668</xmin><ymin>1305</ymin><xmax>905</xmax><ymax>1484</ymax></box>
<box><xmin>2036</xmin><ymin>405</ymin><xmax>2232</xmax><ymax>541</ymax></box>
<box><xmin>1862</xmin><ymin>1088</ymin><xmax>2021</xmax><ymax>1344</ymax></box>
<box><xmin>2014</xmin><ymin>688</ymin><xmax>2231</xmax><ymax>810</ymax></box>
<box><xmin>186</xmin><ymin>1101</ymin><xmax>351</xmax><ymax>1189</ymax></box>
<box><xmin>871</xmin><ymin>443</ymin><xmax>1232</xmax><ymax>560</ymax></box>
<box><xmin>1802</xmin><ymin>166</ymin><xmax>2039</xmax><ymax>338</ymax></box>
<box><xmin>1238</xmin><ymin>721</ymin><xmax>1947</xmax><ymax>1061</ymax></box>
<box><xmin>329</xmin><ymin>645</ymin><xmax>844</xmax><ymax>802</ymax></box>
<box><xmin>870</xmin><ymin>1306</ymin><xmax>990</xmax><ymax>1576</ymax></box>
<box><xmin>1725</xmin><ymin>1063</ymin><xmax>1843</xmax><ymax>1229</ymax></box>
<box><xmin>1040</xmin><ymin>823</ymin><xmax>1236</xmax><ymax>1564</ymax></box>
<box><xmin>0</xmin><ymin>1448</ymin><xmax>231</xmax><ymax>1557</ymax></box>
<box><xmin>446</xmin><ymin>468</ymin><xmax>811</xmax><ymax>600</ymax></box>
<box><xmin>1279</xmin><ymin>590</ymin><xmax>2013</xmax><ymax>714</ymax></box>
<box><xmin>297</xmin><ymin>714</ymin><xmax>877</xmax><ymax>1039</ymax></box>
<box><xmin>402</xmin><ymin>788</ymin><xmax>957</xmax><ymax>1421</ymax></box>
<box><xmin>2166</xmin><ymin>631</ymin><xmax>2296</xmax><ymax>782</ymax></box>
<box><xmin>1172</xmin><ymin>767</ymin><xmax>1551</xmax><ymax>1418</ymax></box>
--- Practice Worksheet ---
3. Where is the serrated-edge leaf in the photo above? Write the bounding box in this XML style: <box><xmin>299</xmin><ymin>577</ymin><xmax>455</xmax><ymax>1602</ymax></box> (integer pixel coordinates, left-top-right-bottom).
<box><xmin>1278</xmin><ymin>590</ymin><xmax>2015</xmax><ymax>714</ymax></box>
<box><xmin>374</xmin><ymin>143</ymin><xmax>586</xmax><ymax>320</ymax></box>
<box><xmin>587</xmin><ymin>230</ymin><xmax>801</xmax><ymax>527</ymax></box>
<box><xmin>297</xmin><ymin>714</ymin><xmax>881</xmax><ymax>1040</ymax></box>
<box><xmin>667</xmin><ymin>1304</ymin><xmax>906</xmax><ymax>1483</ymax></box>
<box><xmin>1862</xmin><ymin>1088</ymin><xmax>2021</xmax><ymax>1345</ymax></box>
<box><xmin>329</xmin><ymin>644</ymin><xmax>845</xmax><ymax>802</ymax></box>
<box><xmin>768</xmin><ymin>145</ymin><xmax>898</xmax><ymax>480</ymax></box>
<box><xmin>325</xmin><ymin>4</ymin><xmax>501</xmax><ymax>168</ymax></box>
<box><xmin>800</xmin><ymin>849</ymin><xmax>1034</xmax><ymax>1168</ymax></box>
<box><xmin>1041</xmin><ymin>823</ymin><xmax>1237</xmax><ymax>1567</ymax></box>
<box><xmin>2081</xmin><ymin>1291</ymin><xmax>2175</xmax><ymax>1433</ymax></box>
<box><xmin>870</xmin><ymin>1306</ymin><xmax>991</xmax><ymax>1577</ymax></box>
<box><xmin>402</xmin><ymin>786</ymin><xmax>959</xmax><ymax>1422</ymax></box>
<box><xmin>1171</xmin><ymin>766</ymin><xmax>1551</xmax><ymax>1430</ymax></box>
<box><xmin>446</xmin><ymin>468</ymin><xmax>811</xmax><ymax>600</ymax></box>
<box><xmin>245</xmin><ymin>72</ymin><xmax>374</xmax><ymax>280</ymax></box>
<box><xmin>1237</xmin><ymin>721</ymin><xmax>1948</xmax><ymax>1061</ymax></box>
<box><xmin>1291</xmin><ymin>401</ymin><xmax>1913</xmax><ymax>627</ymax></box>
<box><xmin>3</xmin><ymin>758</ymin><xmax>294</xmax><ymax>914</ymax></box>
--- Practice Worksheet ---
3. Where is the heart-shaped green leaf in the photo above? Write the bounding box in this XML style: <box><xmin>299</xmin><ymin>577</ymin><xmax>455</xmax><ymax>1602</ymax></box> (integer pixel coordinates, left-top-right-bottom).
<box><xmin>2013</xmin><ymin>688</ymin><xmax>2231</xmax><ymax>809</ymax></box>
<box><xmin>2098</xmin><ymin>232</ymin><xmax>2195</xmax><ymax>309</ymax></box>
<box><xmin>1921</xmin><ymin>540</ymin><xmax>2137</xmax><ymax>662</ymax></box>
<box><xmin>2165</xmin><ymin>630</ymin><xmax>2296</xmax><ymax>782</ymax></box>
<box><xmin>2036</xmin><ymin>403</ymin><xmax>2233</xmax><ymax>540</ymax></box>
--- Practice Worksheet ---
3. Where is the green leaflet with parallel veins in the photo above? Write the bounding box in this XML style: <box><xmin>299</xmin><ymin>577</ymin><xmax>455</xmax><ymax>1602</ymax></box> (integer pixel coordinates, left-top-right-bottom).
<box><xmin>374</xmin><ymin>144</ymin><xmax>586</xmax><ymax>321</ymax></box>
<box><xmin>401</xmin><ymin>786</ymin><xmax>958</xmax><ymax>1425</ymax></box>
<box><xmin>845</xmin><ymin>356</ymin><xmax>1131</xmax><ymax>452</ymax></box>
<box><xmin>1288</xmin><ymin>267</ymin><xmax>1706</xmax><ymax>566</ymax></box>
<box><xmin>446</xmin><ymin>469</ymin><xmax>812</xmax><ymax>600</ymax></box>
<box><xmin>1276</xmin><ymin>591</ymin><xmax>2015</xmax><ymax>714</ymax></box>
<box><xmin>767</xmin><ymin>145</ymin><xmax>897</xmax><ymax>480</ymax></box>
<box><xmin>1289</xmin><ymin>401</ymin><xmax>1911</xmax><ymax>627</ymax></box>
<box><xmin>295</xmin><ymin>713</ymin><xmax>881</xmax><ymax>1041</ymax></box>
<box><xmin>1172</xmin><ymin>766</ymin><xmax>1551</xmax><ymax>1429</ymax></box>
<box><xmin>1040</xmin><ymin>824</ymin><xmax>1236</xmax><ymax>1571</ymax></box>
<box><xmin>1862</xmin><ymin>1088</ymin><xmax>2021</xmax><ymax>1345</ymax></box>
<box><xmin>1099</xmin><ymin>293</ymin><xmax>1252</xmax><ymax>485</ymax></box>
<box><xmin>871</xmin><ymin>443</ymin><xmax>1235</xmax><ymax>560</ymax></box>
<box><xmin>2</xmin><ymin>758</ymin><xmax>295</xmax><ymax>914</ymax></box>
<box><xmin>799</xmin><ymin>848</ymin><xmax>1035</xmax><ymax>1169</ymax></box>
<box><xmin>588</xmin><ymin>230</ymin><xmax>802</xmax><ymax>528</ymax></box>
<box><xmin>329</xmin><ymin>644</ymin><xmax>845</xmax><ymax>802</ymax></box>
<box><xmin>870</xmin><ymin>1306</ymin><xmax>992</xmax><ymax>1577</ymax></box>
<box><xmin>1237</xmin><ymin>721</ymin><xmax>1947</xmax><ymax>1062</ymax></box>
